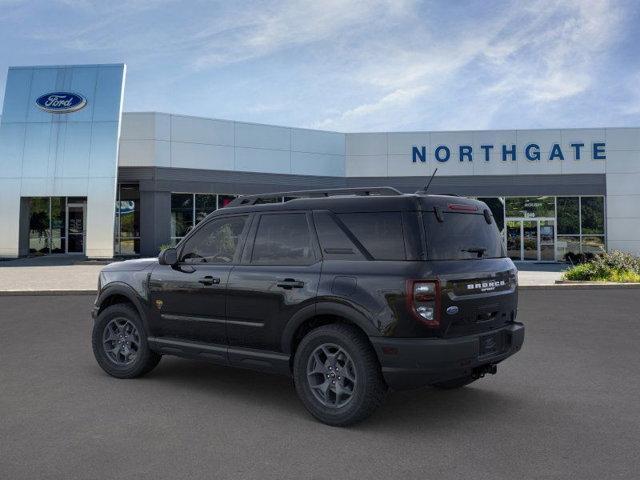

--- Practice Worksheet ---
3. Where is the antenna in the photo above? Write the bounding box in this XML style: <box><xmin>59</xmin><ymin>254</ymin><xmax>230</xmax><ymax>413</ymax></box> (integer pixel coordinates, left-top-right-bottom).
<box><xmin>422</xmin><ymin>168</ymin><xmax>438</xmax><ymax>193</ymax></box>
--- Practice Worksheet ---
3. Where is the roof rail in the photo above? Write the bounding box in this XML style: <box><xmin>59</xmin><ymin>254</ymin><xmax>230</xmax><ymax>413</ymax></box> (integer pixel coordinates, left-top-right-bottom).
<box><xmin>415</xmin><ymin>190</ymin><xmax>461</xmax><ymax>197</ymax></box>
<box><xmin>227</xmin><ymin>187</ymin><xmax>403</xmax><ymax>207</ymax></box>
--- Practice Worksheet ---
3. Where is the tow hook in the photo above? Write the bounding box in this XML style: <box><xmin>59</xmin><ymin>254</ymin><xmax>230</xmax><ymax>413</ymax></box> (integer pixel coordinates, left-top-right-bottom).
<box><xmin>473</xmin><ymin>364</ymin><xmax>497</xmax><ymax>379</ymax></box>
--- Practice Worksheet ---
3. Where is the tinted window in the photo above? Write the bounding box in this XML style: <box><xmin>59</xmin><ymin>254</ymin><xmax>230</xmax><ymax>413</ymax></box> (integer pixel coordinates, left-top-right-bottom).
<box><xmin>252</xmin><ymin>214</ymin><xmax>314</xmax><ymax>265</ymax></box>
<box><xmin>313</xmin><ymin>212</ymin><xmax>366</xmax><ymax>261</ymax></box>
<box><xmin>557</xmin><ymin>197</ymin><xmax>579</xmax><ymax>234</ymax></box>
<box><xmin>337</xmin><ymin>212</ymin><xmax>406</xmax><ymax>260</ymax></box>
<box><xmin>180</xmin><ymin>216</ymin><xmax>247</xmax><ymax>264</ymax></box>
<box><xmin>423</xmin><ymin>212</ymin><xmax>505</xmax><ymax>260</ymax></box>
<box><xmin>581</xmin><ymin>197</ymin><xmax>605</xmax><ymax>234</ymax></box>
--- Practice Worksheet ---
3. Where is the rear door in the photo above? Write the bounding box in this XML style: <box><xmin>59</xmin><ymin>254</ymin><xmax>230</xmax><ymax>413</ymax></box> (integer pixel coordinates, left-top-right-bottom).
<box><xmin>226</xmin><ymin>211</ymin><xmax>321</xmax><ymax>352</ymax></box>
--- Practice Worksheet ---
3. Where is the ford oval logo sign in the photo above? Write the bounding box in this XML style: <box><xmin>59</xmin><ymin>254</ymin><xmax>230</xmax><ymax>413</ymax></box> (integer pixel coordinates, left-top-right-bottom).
<box><xmin>35</xmin><ymin>92</ymin><xmax>87</xmax><ymax>114</ymax></box>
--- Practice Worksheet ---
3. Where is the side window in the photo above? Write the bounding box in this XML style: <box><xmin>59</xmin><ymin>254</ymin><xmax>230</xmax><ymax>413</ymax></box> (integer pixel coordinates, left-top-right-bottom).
<box><xmin>251</xmin><ymin>213</ymin><xmax>315</xmax><ymax>265</ymax></box>
<box><xmin>313</xmin><ymin>211</ymin><xmax>366</xmax><ymax>261</ymax></box>
<box><xmin>337</xmin><ymin>212</ymin><xmax>406</xmax><ymax>260</ymax></box>
<box><xmin>180</xmin><ymin>215</ymin><xmax>248</xmax><ymax>264</ymax></box>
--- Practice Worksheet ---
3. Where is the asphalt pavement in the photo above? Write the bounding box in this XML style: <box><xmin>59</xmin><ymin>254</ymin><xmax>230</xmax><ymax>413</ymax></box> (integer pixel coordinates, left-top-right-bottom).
<box><xmin>1</xmin><ymin>289</ymin><xmax>639</xmax><ymax>479</ymax></box>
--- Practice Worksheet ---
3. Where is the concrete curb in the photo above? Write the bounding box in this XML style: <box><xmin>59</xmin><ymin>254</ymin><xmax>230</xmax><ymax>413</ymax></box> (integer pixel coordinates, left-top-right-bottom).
<box><xmin>520</xmin><ymin>283</ymin><xmax>640</xmax><ymax>290</ymax></box>
<box><xmin>0</xmin><ymin>290</ymin><xmax>97</xmax><ymax>296</ymax></box>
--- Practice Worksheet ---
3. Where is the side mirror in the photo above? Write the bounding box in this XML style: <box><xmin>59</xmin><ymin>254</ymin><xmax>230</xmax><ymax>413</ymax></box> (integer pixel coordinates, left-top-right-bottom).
<box><xmin>159</xmin><ymin>247</ymin><xmax>178</xmax><ymax>266</ymax></box>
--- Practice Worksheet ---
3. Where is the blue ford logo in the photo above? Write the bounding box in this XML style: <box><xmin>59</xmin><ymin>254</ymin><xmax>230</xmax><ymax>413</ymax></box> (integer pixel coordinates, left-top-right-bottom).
<box><xmin>446</xmin><ymin>306</ymin><xmax>459</xmax><ymax>315</ymax></box>
<box><xmin>35</xmin><ymin>92</ymin><xmax>87</xmax><ymax>114</ymax></box>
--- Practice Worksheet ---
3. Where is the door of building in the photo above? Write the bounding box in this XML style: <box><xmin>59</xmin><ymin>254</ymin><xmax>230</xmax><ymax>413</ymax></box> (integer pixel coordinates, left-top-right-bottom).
<box><xmin>66</xmin><ymin>202</ymin><xmax>86</xmax><ymax>254</ymax></box>
<box><xmin>506</xmin><ymin>218</ymin><xmax>556</xmax><ymax>261</ymax></box>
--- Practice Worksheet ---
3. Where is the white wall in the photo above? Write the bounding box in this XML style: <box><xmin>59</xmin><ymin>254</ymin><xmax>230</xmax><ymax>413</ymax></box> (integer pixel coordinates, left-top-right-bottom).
<box><xmin>345</xmin><ymin>129</ymin><xmax>607</xmax><ymax>177</ymax></box>
<box><xmin>119</xmin><ymin>113</ymin><xmax>345</xmax><ymax>177</ymax></box>
<box><xmin>604</xmin><ymin>128</ymin><xmax>640</xmax><ymax>254</ymax></box>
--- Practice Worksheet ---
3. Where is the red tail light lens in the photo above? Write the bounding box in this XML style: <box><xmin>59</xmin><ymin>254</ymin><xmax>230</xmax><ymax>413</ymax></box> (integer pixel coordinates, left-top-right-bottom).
<box><xmin>448</xmin><ymin>203</ymin><xmax>478</xmax><ymax>212</ymax></box>
<box><xmin>407</xmin><ymin>280</ymin><xmax>440</xmax><ymax>327</ymax></box>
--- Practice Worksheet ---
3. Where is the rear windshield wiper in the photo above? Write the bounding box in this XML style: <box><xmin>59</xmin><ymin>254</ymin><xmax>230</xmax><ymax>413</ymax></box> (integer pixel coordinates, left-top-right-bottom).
<box><xmin>461</xmin><ymin>247</ymin><xmax>487</xmax><ymax>258</ymax></box>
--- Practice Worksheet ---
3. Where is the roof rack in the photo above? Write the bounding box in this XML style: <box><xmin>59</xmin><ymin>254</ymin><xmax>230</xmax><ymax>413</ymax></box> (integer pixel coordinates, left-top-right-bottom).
<box><xmin>227</xmin><ymin>187</ymin><xmax>403</xmax><ymax>207</ymax></box>
<box><xmin>414</xmin><ymin>190</ymin><xmax>461</xmax><ymax>197</ymax></box>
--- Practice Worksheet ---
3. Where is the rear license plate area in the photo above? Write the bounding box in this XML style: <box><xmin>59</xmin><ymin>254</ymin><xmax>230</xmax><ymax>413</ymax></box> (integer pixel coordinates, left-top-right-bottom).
<box><xmin>479</xmin><ymin>332</ymin><xmax>503</xmax><ymax>357</ymax></box>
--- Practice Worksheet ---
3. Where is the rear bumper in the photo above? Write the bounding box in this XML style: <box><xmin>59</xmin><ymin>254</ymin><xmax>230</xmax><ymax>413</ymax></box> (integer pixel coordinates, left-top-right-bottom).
<box><xmin>370</xmin><ymin>323</ymin><xmax>524</xmax><ymax>390</ymax></box>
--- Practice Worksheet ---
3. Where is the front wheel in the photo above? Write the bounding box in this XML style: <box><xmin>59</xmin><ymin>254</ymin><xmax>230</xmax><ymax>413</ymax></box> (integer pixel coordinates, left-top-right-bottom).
<box><xmin>92</xmin><ymin>303</ymin><xmax>161</xmax><ymax>379</ymax></box>
<box><xmin>293</xmin><ymin>324</ymin><xmax>387</xmax><ymax>426</ymax></box>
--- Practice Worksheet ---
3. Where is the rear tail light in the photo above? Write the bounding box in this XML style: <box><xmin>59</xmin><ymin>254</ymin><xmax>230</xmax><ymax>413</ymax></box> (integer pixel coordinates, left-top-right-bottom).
<box><xmin>407</xmin><ymin>280</ymin><xmax>440</xmax><ymax>327</ymax></box>
<box><xmin>509</xmin><ymin>269</ymin><xmax>518</xmax><ymax>287</ymax></box>
<box><xmin>448</xmin><ymin>203</ymin><xmax>478</xmax><ymax>212</ymax></box>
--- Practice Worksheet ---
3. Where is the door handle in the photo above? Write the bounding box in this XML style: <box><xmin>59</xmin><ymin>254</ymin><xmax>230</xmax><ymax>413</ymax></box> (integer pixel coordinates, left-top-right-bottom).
<box><xmin>198</xmin><ymin>276</ymin><xmax>220</xmax><ymax>286</ymax></box>
<box><xmin>277</xmin><ymin>278</ymin><xmax>305</xmax><ymax>289</ymax></box>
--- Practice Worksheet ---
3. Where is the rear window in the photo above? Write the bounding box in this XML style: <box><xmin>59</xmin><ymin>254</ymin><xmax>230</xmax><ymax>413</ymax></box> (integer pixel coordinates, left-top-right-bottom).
<box><xmin>251</xmin><ymin>213</ymin><xmax>315</xmax><ymax>265</ymax></box>
<box><xmin>337</xmin><ymin>212</ymin><xmax>406</xmax><ymax>260</ymax></box>
<box><xmin>423</xmin><ymin>211</ymin><xmax>505</xmax><ymax>260</ymax></box>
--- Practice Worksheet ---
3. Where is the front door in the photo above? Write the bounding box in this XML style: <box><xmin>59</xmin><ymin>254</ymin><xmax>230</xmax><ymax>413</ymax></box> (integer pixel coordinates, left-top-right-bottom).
<box><xmin>226</xmin><ymin>212</ymin><xmax>321</xmax><ymax>352</ymax></box>
<box><xmin>148</xmin><ymin>214</ymin><xmax>250</xmax><ymax>345</ymax></box>
<box><xmin>522</xmin><ymin>220</ymin><xmax>538</xmax><ymax>261</ymax></box>
<box><xmin>505</xmin><ymin>219</ymin><xmax>556</xmax><ymax>261</ymax></box>
<box><xmin>66</xmin><ymin>203</ymin><xmax>85</xmax><ymax>254</ymax></box>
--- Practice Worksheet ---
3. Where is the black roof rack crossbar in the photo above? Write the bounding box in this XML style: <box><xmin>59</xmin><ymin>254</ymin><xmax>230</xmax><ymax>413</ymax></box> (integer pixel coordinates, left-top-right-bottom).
<box><xmin>227</xmin><ymin>187</ymin><xmax>402</xmax><ymax>207</ymax></box>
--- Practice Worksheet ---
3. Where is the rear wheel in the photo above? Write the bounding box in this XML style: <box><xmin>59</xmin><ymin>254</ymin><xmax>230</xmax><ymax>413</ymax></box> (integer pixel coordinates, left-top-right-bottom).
<box><xmin>432</xmin><ymin>375</ymin><xmax>477</xmax><ymax>390</ymax></box>
<box><xmin>293</xmin><ymin>324</ymin><xmax>387</xmax><ymax>426</ymax></box>
<box><xmin>92</xmin><ymin>303</ymin><xmax>161</xmax><ymax>379</ymax></box>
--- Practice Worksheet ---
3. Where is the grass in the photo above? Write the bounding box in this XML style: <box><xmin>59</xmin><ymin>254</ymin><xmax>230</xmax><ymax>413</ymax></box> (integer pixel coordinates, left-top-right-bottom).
<box><xmin>563</xmin><ymin>264</ymin><xmax>640</xmax><ymax>282</ymax></box>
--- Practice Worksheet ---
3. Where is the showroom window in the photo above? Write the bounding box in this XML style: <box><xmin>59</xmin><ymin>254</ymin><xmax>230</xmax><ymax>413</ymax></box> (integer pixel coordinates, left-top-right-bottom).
<box><xmin>170</xmin><ymin>193</ymin><xmax>240</xmax><ymax>245</ymax></box>
<box><xmin>505</xmin><ymin>196</ymin><xmax>555</xmax><ymax>218</ymax></box>
<box><xmin>27</xmin><ymin>196</ymin><xmax>86</xmax><ymax>255</ymax></box>
<box><xmin>556</xmin><ymin>196</ymin><xmax>606</xmax><ymax>258</ymax></box>
<box><xmin>28</xmin><ymin>197</ymin><xmax>61</xmax><ymax>254</ymax></box>
<box><xmin>114</xmin><ymin>184</ymin><xmax>140</xmax><ymax>255</ymax></box>
<box><xmin>493</xmin><ymin>195</ymin><xmax>605</xmax><ymax>260</ymax></box>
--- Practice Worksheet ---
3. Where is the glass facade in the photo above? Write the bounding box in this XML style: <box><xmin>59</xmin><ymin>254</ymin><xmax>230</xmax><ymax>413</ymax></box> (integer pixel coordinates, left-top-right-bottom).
<box><xmin>170</xmin><ymin>193</ymin><xmax>239</xmax><ymax>245</ymax></box>
<box><xmin>27</xmin><ymin>196</ymin><xmax>87</xmax><ymax>255</ymax></box>
<box><xmin>505</xmin><ymin>196</ymin><xmax>555</xmax><ymax>218</ymax></box>
<box><xmin>114</xmin><ymin>184</ymin><xmax>141</xmax><ymax>255</ymax></box>
<box><xmin>477</xmin><ymin>195</ymin><xmax>606</xmax><ymax>261</ymax></box>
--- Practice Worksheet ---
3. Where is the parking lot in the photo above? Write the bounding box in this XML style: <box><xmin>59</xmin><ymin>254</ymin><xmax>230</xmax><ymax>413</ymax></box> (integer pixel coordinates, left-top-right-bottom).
<box><xmin>1</xmin><ymin>289</ymin><xmax>639</xmax><ymax>480</ymax></box>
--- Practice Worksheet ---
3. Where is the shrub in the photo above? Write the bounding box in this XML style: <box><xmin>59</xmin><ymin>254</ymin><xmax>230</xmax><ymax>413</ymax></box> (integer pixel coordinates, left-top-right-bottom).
<box><xmin>158</xmin><ymin>243</ymin><xmax>173</xmax><ymax>254</ymax></box>
<box><xmin>563</xmin><ymin>250</ymin><xmax>640</xmax><ymax>282</ymax></box>
<box><xmin>563</xmin><ymin>252</ymin><xmax>595</xmax><ymax>264</ymax></box>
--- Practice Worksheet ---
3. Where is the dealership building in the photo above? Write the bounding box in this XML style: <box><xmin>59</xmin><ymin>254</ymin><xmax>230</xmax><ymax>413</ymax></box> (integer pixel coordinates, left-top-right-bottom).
<box><xmin>1</xmin><ymin>63</ymin><xmax>639</xmax><ymax>261</ymax></box>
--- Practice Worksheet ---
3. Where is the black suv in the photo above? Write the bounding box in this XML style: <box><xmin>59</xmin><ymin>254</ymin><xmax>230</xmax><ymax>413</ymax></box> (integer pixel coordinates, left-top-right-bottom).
<box><xmin>92</xmin><ymin>187</ymin><xmax>524</xmax><ymax>426</ymax></box>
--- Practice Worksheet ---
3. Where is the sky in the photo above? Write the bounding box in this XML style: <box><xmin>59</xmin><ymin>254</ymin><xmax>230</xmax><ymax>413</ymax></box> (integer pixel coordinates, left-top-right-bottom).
<box><xmin>0</xmin><ymin>0</ymin><xmax>639</xmax><ymax>132</ymax></box>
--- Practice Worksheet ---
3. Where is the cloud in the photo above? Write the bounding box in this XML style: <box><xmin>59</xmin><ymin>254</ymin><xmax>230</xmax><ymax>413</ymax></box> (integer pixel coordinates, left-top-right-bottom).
<box><xmin>314</xmin><ymin>0</ymin><xmax>625</xmax><ymax>130</ymax></box>
<box><xmin>190</xmin><ymin>0</ymin><xmax>413</xmax><ymax>69</ymax></box>
<box><xmin>0</xmin><ymin>0</ymin><xmax>633</xmax><ymax>131</ymax></box>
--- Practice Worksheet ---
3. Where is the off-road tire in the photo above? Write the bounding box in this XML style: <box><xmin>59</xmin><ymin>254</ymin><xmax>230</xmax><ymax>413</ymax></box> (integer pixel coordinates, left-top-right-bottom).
<box><xmin>92</xmin><ymin>303</ymin><xmax>161</xmax><ymax>379</ymax></box>
<box><xmin>293</xmin><ymin>324</ymin><xmax>387</xmax><ymax>426</ymax></box>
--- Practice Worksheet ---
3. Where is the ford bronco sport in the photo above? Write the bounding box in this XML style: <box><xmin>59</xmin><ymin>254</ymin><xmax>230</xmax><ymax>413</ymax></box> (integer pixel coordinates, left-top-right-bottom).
<box><xmin>92</xmin><ymin>187</ymin><xmax>524</xmax><ymax>426</ymax></box>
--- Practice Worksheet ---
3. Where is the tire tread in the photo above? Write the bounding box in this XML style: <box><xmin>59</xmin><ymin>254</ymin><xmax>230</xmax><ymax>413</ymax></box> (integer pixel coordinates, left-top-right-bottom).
<box><xmin>92</xmin><ymin>303</ymin><xmax>161</xmax><ymax>379</ymax></box>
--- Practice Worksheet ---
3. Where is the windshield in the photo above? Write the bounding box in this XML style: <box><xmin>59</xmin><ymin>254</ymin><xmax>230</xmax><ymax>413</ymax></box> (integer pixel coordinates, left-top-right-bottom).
<box><xmin>423</xmin><ymin>211</ymin><xmax>506</xmax><ymax>260</ymax></box>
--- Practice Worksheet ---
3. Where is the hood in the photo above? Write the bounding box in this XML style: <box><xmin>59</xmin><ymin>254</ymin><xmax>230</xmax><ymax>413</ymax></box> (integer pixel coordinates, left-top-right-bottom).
<box><xmin>101</xmin><ymin>258</ymin><xmax>158</xmax><ymax>272</ymax></box>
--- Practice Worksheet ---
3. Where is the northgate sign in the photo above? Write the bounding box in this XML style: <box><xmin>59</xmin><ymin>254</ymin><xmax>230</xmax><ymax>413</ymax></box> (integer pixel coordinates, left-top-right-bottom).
<box><xmin>411</xmin><ymin>142</ymin><xmax>606</xmax><ymax>163</ymax></box>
